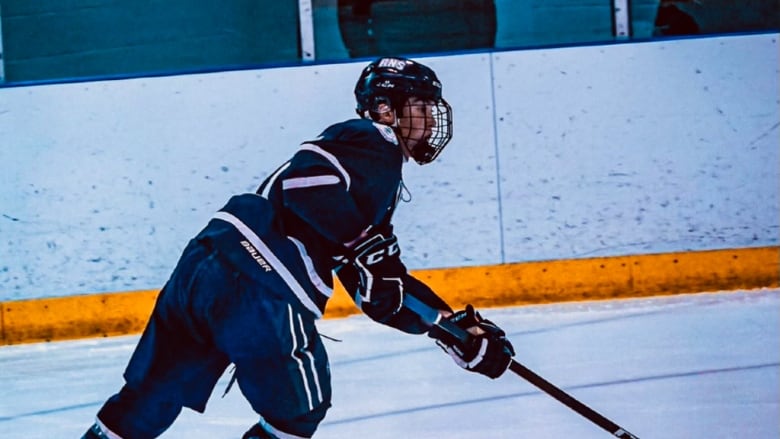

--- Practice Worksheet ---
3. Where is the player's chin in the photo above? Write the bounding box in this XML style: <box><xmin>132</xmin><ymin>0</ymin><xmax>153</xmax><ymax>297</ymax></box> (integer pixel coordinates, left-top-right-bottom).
<box><xmin>415</xmin><ymin>131</ymin><xmax>433</xmax><ymax>145</ymax></box>
<box><xmin>409</xmin><ymin>136</ymin><xmax>430</xmax><ymax>151</ymax></box>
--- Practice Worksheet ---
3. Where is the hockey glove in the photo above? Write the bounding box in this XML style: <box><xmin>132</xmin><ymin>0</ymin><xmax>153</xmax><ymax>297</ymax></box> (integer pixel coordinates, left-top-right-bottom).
<box><xmin>342</xmin><ymin>233</ymin><xmax>407</xmax><ymax>323</ymax></box>
<box><xmin>428</xmin><ymin>305</ymin><xmax>515</xmax><ymax>379</ymax></box>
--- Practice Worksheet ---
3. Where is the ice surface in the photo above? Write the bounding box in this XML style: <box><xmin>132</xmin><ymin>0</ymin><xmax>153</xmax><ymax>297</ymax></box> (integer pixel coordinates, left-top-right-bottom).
<box><xmin>1</xmin><ymin>289</ymin><xmax>778</xmax><ymax>438</ymax></box>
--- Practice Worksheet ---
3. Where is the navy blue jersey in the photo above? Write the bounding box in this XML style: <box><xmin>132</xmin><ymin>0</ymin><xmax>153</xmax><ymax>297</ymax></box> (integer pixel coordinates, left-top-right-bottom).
<box><xmin>260</xmin><ymin>118</ymin><xmax>405</xmax><ymax>273</ymax></box>
<box><xmin>263</xmin><ymin>118</ymin><xmax>406</xmax><ymax>243</ymax></box>
<box><xmin>195</xmin><ymin>119</ymin><xmax>449</xmax><ymax>329</ymax></box>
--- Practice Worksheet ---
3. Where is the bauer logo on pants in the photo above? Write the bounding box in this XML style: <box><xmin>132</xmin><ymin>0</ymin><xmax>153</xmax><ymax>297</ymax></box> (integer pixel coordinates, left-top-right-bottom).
<box><xmin>240</xmin><ymin>240</ymin><xmax>273</xmax><ymax>272</ymax></box>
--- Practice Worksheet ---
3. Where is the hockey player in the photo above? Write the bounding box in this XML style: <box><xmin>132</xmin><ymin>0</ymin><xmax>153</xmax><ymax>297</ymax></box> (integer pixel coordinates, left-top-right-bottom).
<box><xmin>82</xmin><ymin>56</ymin><xmax>515</xmax><ymax>439</ymax></box>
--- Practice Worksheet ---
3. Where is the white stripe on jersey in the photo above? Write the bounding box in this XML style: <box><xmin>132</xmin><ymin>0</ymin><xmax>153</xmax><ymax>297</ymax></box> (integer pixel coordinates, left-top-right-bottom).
<box><xmin>212</xmin><ymin>211</ymin><xmax>323</xmax><ymax>318</ymax></box>
<box><xmin>282</xmin><ymin>175</ymin><xmax>341</xmax><ymax>190</ymax></box>
<box><xmin>259</xmin><ymin>162</ymin><xmax>291</xmax><ymax>199</ymax></box>
<box><xmin>287</xmin><ymin>236</ymin><xmax>333</xmax><ymax>298</ymax></box>
<box><xmin>299</xmin><ymin>143</ymin><xmax>351</xmax><ymax>190</ymax></box>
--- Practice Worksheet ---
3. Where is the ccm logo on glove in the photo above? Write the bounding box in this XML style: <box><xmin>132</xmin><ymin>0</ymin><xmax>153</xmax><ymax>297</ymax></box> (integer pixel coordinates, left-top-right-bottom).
<box><xmin>361</xmin><ymin>240</ymin><xmax>399</xmax><ymax>265</ymax></box>
<box><xmin>342</xmin><ymin>233</ymin><xmax>408</xmax><ymax>323</ymax></box>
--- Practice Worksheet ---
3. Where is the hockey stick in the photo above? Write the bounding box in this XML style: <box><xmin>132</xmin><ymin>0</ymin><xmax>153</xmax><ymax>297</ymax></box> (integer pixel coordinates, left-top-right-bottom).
<box><xmin>403</xmin><ymin>294</ymin><xmax>640</xmax><ymax>439</ymax></box>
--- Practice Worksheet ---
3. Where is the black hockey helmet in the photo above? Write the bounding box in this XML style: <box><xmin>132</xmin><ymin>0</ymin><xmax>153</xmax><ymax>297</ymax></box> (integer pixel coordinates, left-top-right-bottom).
<box><xmin>354</xmin><ymin>57</ymin><xmax>453</xmax><ymax>164</ymax></box>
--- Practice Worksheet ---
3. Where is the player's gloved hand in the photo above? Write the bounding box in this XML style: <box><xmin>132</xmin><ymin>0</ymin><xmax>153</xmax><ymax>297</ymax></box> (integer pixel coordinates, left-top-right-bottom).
<box><xmin>428</xmin><ymin>305</ymin><xmax>515</xmax><ymax>379</ymax></box>
<box><xmin>342</xmin><ymin>233</ymin><xmax>407</xmax><ymax>322</ymax></box>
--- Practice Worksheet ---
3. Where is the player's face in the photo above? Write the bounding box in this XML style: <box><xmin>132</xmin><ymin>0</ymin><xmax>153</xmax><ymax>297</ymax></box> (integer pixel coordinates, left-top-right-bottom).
<box><xmin>398</xmin><ymin>97</ymin><xmax>436</xmax><ymax>155</ymax></box>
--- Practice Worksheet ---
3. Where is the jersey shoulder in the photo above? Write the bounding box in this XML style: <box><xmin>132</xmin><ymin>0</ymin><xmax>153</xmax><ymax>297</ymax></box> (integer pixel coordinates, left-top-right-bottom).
<box><xmin>315</xmin><ymin>118</ymin><xmax>399</xmax><ymax>147</ymax></box>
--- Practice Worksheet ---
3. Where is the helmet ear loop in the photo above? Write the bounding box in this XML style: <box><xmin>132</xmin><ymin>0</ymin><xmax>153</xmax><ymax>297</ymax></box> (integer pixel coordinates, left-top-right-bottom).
<box><xmin>367</xmin><ymin>96</ymin><xmax>401</xmax><ymax>127</ymax></box>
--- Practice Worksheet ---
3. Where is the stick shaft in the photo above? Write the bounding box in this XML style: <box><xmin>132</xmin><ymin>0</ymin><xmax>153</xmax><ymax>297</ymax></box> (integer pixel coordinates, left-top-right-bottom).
<box><xmin>403</xmin><ymin>294</ymin><xmax>640</xmax><ymax>439</ymax></box>
<box><xmin>507</xmin><ymin>361</ymin><xmax>639</xmax><ymax>438</ymax></box>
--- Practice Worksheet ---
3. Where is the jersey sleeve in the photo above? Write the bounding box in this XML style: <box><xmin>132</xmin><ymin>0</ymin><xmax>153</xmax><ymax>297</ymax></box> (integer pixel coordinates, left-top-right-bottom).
<box><xmin>279</xmin><ymin>148</ymin><xmax>367</xmax><ymax>244</ymax></box>
<box><xmin>336</xmin><ymin>264</ymin><xmax>453</xmax><ymax>334</ymax></box>
<box><xmin>385</xmin><ymin>273</ymin><xmax>453</xmax><ymax>334</ymax></box>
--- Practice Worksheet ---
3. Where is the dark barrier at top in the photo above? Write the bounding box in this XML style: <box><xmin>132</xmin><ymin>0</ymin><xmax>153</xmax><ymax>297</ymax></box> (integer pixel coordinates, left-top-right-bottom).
<box><xmin>0</xmin><ymin>0</ymin><xmax>778</xmax><ymax>85</ymax></box>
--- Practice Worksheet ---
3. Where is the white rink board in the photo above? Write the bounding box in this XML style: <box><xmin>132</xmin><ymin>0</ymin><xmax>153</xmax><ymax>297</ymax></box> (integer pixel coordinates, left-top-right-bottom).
<box><xmin>0</xmin><ymin>34</ymin><xmax>777</xmax><ymax>300</ymax></box>
<box><xmin>492</xmin><ymin>35</ymin><xmax>779</xmax><ymax>261</ymax></box>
